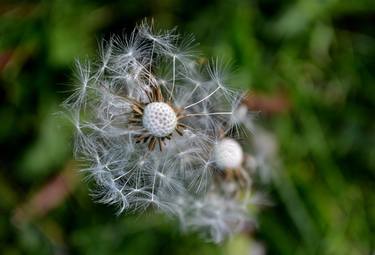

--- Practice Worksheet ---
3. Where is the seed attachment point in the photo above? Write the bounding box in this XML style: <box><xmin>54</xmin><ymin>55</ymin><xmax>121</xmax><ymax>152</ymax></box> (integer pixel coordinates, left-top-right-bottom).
<box><xmin>142</xmin><ymin>102</ymin><xmax>177</xmax><ymax>137</ymax></box>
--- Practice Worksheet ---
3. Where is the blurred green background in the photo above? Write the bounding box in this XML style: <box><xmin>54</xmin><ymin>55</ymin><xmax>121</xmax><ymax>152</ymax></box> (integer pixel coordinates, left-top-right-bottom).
<box><xmin>0</xmin><ymin>0</ymin><xmax>374</xmax><ymax>254</ymax></box>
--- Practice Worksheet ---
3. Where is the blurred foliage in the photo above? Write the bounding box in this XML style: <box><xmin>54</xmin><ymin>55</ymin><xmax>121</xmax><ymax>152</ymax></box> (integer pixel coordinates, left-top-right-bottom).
<box><xmin>0</xmin><ymin>0</ymin><xmax>374</xmax><ymax>254</ymax></box>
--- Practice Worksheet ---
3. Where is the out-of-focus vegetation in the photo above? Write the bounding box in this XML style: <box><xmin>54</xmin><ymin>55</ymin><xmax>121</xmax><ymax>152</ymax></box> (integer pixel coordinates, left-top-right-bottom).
<box><xmin>0</xmin><ymin>0</ymin><xmax>374</xmax><ymax>254</ymax></box>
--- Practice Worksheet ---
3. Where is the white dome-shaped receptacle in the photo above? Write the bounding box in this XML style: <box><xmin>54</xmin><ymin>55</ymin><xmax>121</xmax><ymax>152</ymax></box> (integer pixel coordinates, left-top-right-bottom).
<box><xmin>142</xmin><ymin>102</ymin><xmax>177</xmax><ymax>137</ymax></box>
<box><xmin>213</xmin><ymin>138</ymin><xmax>244</xmax><ymax>170</ymax></box>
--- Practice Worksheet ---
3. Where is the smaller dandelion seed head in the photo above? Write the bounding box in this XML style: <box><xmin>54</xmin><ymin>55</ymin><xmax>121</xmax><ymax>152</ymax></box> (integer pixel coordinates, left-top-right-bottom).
<box><xmin>142</xmin><ymin>102</ymin><xmax>177</xmax><ymax>137</ymax></box>
<box><xmin>213</xmin><ymin>138</ymin><xmax>244</xmax><ymax>170</ymax></box>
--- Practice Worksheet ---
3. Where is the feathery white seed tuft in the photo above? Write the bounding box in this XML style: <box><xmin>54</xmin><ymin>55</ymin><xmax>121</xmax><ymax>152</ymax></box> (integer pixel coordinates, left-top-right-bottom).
<box><xmin>213</xmin><ymin>138</ymin><xmax>243</xmax><ymax>170</ymax></box>
<box><xmin>142</xmin><ymin>102</ymin><xmax>177</xmax><ymax>137</ymax></box>
<box><xmin>63</xmin><ymin>22</ymin><xmax>267</xmax><ymax>243</ymax></box>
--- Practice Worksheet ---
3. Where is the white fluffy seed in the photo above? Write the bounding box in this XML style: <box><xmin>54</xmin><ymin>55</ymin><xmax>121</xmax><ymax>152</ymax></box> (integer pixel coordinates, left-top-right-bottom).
<box><xmin>142</xmin><ymin>102</ymin><xmax>177</xmax><ymax>137</ymax></box>
<box><xmin>213</xmin><ymin>138</ymin><xmax>244</xmax><ymax>170</ymax></box>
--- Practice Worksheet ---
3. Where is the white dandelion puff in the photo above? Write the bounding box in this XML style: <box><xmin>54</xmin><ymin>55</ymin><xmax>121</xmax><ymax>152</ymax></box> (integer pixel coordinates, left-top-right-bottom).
<box><xmin>64</xmin><ymin>21</ymin><xmax>241</xmax><ymax>215</ymax></box>
<box><xmin>174</xmin><ymin>131</ymin><xmax>271</xmax><ymax>242</ymax></box>
<box><xmin>64</xmin><ymin>21</ymin><xmax>273</xmax><ymax>245</ymax></box>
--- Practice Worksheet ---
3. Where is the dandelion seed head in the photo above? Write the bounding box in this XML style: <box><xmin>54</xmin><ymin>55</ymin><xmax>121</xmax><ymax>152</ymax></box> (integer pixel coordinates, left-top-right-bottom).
<box><xmin>213</xmin><ymin>138</ymin><xmax>243</xmax><ymax>170</ymax></box>
<box><xmin>61</xmin><ymin>20</ymin><xmax>272</xmax><ymax>243</ymax></box>
<box><xmin>142</xmin><ymin>102</ymin><xmax>177</xmax><ymax>137</ymax></box>
<box><xmin>63</xmin><ymin>20</ymin><xmax>242</xmax><ymax>216</ymax></box>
